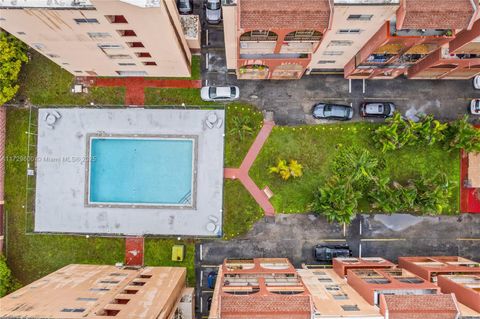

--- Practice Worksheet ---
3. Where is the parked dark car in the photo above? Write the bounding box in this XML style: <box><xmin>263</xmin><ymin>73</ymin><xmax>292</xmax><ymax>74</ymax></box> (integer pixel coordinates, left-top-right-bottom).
<box><xmin>312</xmin><ymin>103</ymin><xmax>353</xmax><ymax>121</ymax></box>
<box><xmin>207</xmin><ymin>271</ymin><xmax>217</xmax><ymax>289</ymax></box>
<box><xmin>177</xmin><ymin>0</ymin><xmax>193</xmax><ymax>14</ymax></box>
<box><xmin>360</xmin><ymin>102</ymin><xmax>395</xmax><ymax>118</ymax></box>
<box><xmin>314</xmin><ymin>244</ymin><xmax>352</xmax><ymax>262</ymax></box>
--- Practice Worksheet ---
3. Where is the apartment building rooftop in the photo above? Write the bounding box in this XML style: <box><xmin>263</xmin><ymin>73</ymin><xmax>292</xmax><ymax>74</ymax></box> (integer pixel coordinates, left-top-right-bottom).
<box><xmin>379</xmin><ymin>294</ymin><xmax>460</xmax><ymax>319</ymax></box>
<box><xmin>438</xmin><ymin>274</ymin><xmax>480</xmax><ymax>314</ymax></box>
<box><xmin>399</xmin><ymin>0</ymin><xmax>477</xmax><ymax>30</ymax></box>
<box><xmin>298</xmin><ymin>268</ymin><xmax>383</xmax><ymax>318</ymax></box>
<box><xmin>398</xmin><ymin>256</ymin><xmax>480</xmax><ymax>282</ymax></box>
<box><xmin>239</xmin><ymin>0</ymin><xmax>331</xmax><ymax>29</ymax></box>
<box><xmin>0</xmin><ymin>264</ymin><xmax>193</xmax><ymax>319</ymax></box>
<box><xmin>333</xmin><ymin>257</ymin><xmax>396</xmax><ymax>278</ymax></box>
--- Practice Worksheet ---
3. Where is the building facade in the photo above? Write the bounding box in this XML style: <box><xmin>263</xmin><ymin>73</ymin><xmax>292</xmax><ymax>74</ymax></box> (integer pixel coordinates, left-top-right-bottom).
<box><xmin>0</xmin><ymin>0</ymin><xmax>200</xmax><ymax>77</ymax></box>
<box><xmin>438</xmin><ymin>275</ymin><xmax>480</xmax><ymax>314</ymax></box>
<box><xmin>0</xmin><ymin>264</ymin><xmax>194</xmax><ymax>319</ymax></box>
<box><xmin>223</xmin><ymin>0</ymin><xmax>332</xmax><ymax>80</ymax></box>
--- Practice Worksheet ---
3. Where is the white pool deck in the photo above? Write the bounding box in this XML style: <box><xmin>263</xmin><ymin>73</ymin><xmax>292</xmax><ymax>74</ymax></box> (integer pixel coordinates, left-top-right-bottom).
<box><xmin>35</xmin><ymin>108</ymin><xmax>225</xmax><ymax>236</ymax></box>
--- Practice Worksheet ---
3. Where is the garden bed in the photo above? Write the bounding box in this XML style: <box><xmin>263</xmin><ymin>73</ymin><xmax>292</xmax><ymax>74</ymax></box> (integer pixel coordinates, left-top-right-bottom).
<box><xmin>249</xmin><ymin>123</ymin><xmax>460</xmax><ymax>214</ymax></box>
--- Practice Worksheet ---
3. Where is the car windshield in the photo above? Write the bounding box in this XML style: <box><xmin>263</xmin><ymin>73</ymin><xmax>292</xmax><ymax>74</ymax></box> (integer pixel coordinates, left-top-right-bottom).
<box><xmin>230</xmin><ymin>87</ymin><xmax>236</xmax><ymax>97</ymax></box>
<box><xmin>209</xmin><ymin>87</ymin><xmax>217</xmax><ymax>98</ymax></box>
<box><xmin>476</xmin><ymin>100</ymin><xmax>480</xmax><ymax>111</ymax></box>
<box><xmin>207</xmin><ymin>1</ymin><xmax>220</xmax><ymax>10</ymax></box>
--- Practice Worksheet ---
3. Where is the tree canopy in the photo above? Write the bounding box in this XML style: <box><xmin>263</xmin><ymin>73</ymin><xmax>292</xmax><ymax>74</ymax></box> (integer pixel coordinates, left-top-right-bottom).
<box><xmin>0</xmin><ymin>32</ymin><xmax>28</xmax><ymax>106</ymax></box>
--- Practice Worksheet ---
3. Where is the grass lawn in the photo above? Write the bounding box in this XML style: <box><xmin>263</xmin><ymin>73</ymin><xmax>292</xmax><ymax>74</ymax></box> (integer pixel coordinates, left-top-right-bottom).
<box><xmin>223</xmin><ymin>180</ymin><xmax>263</xmax><ymax>239</ymax></box>
<box><xmin>224</xmin><ymin>103</ymin><xmax>264</xmax><ymax>168</ymax></box>
<box><xmin>5</xmin><ymin>108</ymin><xmax>196</xmax><ymax>286</ymax></box>
<box><xmin>15</xmin><ymin>51</ymin><xmax>125</xmax><ymax>106</ymax></box>
<box><xmin>250</xmin><ymin>123</ymin><xmax>460</xmax><ymax>214</ymax></box>
<box><xmin>144</xmin><ymin>88</ymin><xmax>217</xmax><ymax>106</ymax></box>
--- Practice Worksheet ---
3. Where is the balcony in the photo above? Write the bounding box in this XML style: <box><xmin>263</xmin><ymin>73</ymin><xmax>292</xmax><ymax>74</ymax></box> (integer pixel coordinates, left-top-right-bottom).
<box><xmin>390</xmin><ymin>20</ymin><xmax>453</xmax><ymax>37</ymax></box>
<box><xmin>238</xmin><ymin>64</ymin><xmax>269</xmax><ymax>80</ymax></box>
<box><xmin>442</xmin><ymin>47</ymin><xmax>480</xmax><ymax>60</ymax></box>
<box><xmin>240</xmin><ymin>31</ymin><xmax>278</xmax><ymax>54</ymax></box>
<box><xmin>281</xmin><ymin>30</ymin><xmax>322</xmax><ymax>54</ymax></box>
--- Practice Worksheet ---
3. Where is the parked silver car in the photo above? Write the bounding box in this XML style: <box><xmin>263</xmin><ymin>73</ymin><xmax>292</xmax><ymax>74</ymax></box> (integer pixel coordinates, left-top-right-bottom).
<box><xmin>360</xmin><ymin>102</ymin><xmax>395</xmax><ymax>118</ymax></box>
<box><xmin>470</xmin><ymin>99</ymin><xmax>480</xmax><ymax>115</ymax></box>
<box><xmin>201</xmin><ymin>86</ymin><xmax>240</xmax><ymax>101</ymax></box>
<box><xmin>205</xmin><ymin>0</ymin><xmax>221</xmax><ymax>24</ymax></box>
<box><xmin>312</xmin><ymin>103</ymin><xmax>353</xmax><ymax>121</ymax></box>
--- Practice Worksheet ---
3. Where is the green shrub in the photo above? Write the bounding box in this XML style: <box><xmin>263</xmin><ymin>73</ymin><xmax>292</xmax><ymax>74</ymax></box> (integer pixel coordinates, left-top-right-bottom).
<box><xmin>0</xmin><ymin>255</ymin><xmax>19</xmax><ymax>297</ymax></box>
<box><xmin>269</xmin><ymin>159</ymin><xmax>303</xmax><ymax>180</ymax></box>
<box><xmin>228</xmin><ymin>115</ymin><xmax>255</xmax><ymax>141</ymax></box>
<box><xmin>444</xmin><ymin>116</ymin><xmax>480</xmax><ymax>153</ymax></box>
<box><xmin>0</xmin><ymin>32</ymin><xmax>28</xmax><ymax>105</ymax></box>
<box><xmin>414</xmin><ymin>173</ymin><xmax>455</xmax><ymax>214</ymax></box>
<box><xmin>311</xmin><ymin>176</ymin><xmax>361</xmax><ymax>224</ymax></box>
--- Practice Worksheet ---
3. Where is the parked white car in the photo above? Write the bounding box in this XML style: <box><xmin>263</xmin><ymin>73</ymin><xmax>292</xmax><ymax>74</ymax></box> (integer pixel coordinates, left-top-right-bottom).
<box><xmin>201</xmin><ymin>86</ymin><xmax>240</xmax><ymax>101</ymax></box>
<box><xmin>474</xmin><ymin>75</ymin><xmax>480</xmax><ymax>89</ymax></box>
<box><xmin>470</xmin><ymin>99</ymin><xmax>480</xmax><ymax>115</ymax></box>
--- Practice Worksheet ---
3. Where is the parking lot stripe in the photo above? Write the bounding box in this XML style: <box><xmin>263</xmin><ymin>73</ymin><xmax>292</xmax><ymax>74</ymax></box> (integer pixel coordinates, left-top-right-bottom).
<box><xmin>200</xmin><ymin>244</ymin><xmax>203</xmax><ymax>261</ymax></box>
<box><xmin>321</xmin><ymin>239</ymin><xmax>347</xmax><ymax>242</ymax></box>
<box><xmin>360</xmin><ymin>238</ymin><xmax>406</xmax><ymax>242</ymax></box>
<box><xmin>359</xmin><ymin>243</ymin><xmax>362</xmax><ymax>258</ymax></box>
<box><xmin>201</xmin><ymin>265</ymin><xmax>220</xmax><ymax>268</ymax></box>
<box><xmin>349</xmin><ymin>79</ymin><xmax>352</xmax><ymax>93</ymax></box>
<box><xmin>200</xmin><ymin>270</ymin><xmax>203</xmax><ymax>287</ymax></box>
<box><xmin>457</xmin><ymin>238</ymin><xmax>480</xmax><ymax>241</ymax></box>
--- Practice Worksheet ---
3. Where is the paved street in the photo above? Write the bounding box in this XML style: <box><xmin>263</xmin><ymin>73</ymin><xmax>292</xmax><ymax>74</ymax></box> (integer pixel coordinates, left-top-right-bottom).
<box><xmin>194</xmin><ymin>212</ymin><xmax>480</xmax><ymax>317</ymax></box>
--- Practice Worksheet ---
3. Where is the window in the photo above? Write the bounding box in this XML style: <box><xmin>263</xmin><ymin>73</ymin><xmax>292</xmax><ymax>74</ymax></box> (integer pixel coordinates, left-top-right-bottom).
<box><xmin>17</xmin><ymin>32</ymin><xmax>26</xmax><ymax>35</ymax></box>
<box><xmin>142</xmin><ymin>62</ymin><xmax>157</xmax><ymax>66</ymax></box>
<box><xmin>398</xmin><ymin>278</ymin><xmax>424</xmax><ymax>284</ymax></box>
<box><xmin>328</xmin><ymin>40</ymin><xmax>353</xmax><ymax>46</ymax></box>
<box><xmin>116</xmin><ymin>71</ymin><xmax>148</xmax><ymax>76</ymax></box>
<box><xmin>135</xmin><ymin>52</ymin><xmax>152</xmax><ymax>58</ymax></box>
<box><xmin>90</xmin><ymin>288</ymin><xmax>110</xmax><ymax>291</ymax></box>
<box><xmin>117</xmin><ymin>30</ymin><xmax>137</xmax><ymax>37</ymax></box>
<box><xmin>110</xmin><ymin>273</ymin><xmax>128</xmax><ymax>277</ymax></box>
<box><xmin>74</xmin><ymin>71</ymin><xmax>82</xmax><ymax>74</ymax></box>
<box><xmin>130</xmin><ymin>281</ymin><xmax>146</xmax><ymax>286</ymax></box>
<box><xmin>32</xmin><ymin>43</ymin><xmax>46</xmax><ymax>51</ymax></box>
<box><xmin>333</xmin><ymin>294</ymin><xmax>349</xmax><ymax>300</ymax></box>
<box><xmin>318</xmin><ymin>278</ymin><xmax>333</xmax><ymax>282</ymax></box>
<box><xmin>118</xmin><ymin>62</ymin><xmax>136</xmax><ymax>66</ymax></box>
<box><xmin>98</xmin><ymin>44</ymin><xmax>123</xmax><ymax>49</ymax></box>
<box><xmin>123</xmin><ymin>289</ymin><xmax>139</xmax><ymax>294</ymax></box>
<box><xmin>99</xmin><ymin>280</ymin><xmax>120</xmax><ymax>284</ymax></box>
<box><xmin>61</xmin><ymin>308</ymin><xmax>85</xmax><ymax>313</ymax></box>
<box><xmin>74</xmin><ymin>18</ymin><xmax>99</xmax><ymax>24</ymax></box>
<box><xmin>107</xmin><ymin>54</ymin><xmax>132</xmax><ymax>59</ymax></box>
<box><xmin>347</xmin><ymin>14</ymin><xmax>373</xmax><ymax>21</ymax></box>
<box><xmin>77</xmin><ymin>297</ymin><xmax>98</xmax><ymax>301</ymax></box>
<box><xmin>47</xmin><ymin>54</ymin><xmax>60</xmax><ymax>58</ymax></box>
<box><xmin>337</xmin><ymin>29</ymin><xmax>362</xmax><ymax>34</ymax></box>
<box><xmin>341</xmin><ymin>305</ymin><xmax>360</xmax><ymax>311</ymax></box>
<box><xmin>62</xmin><ymin>62</ymin><xmax>70</xmax><ymax>65</ymax></box>
<box><xmin>126</xmin><ymin>42</ymin><xmax>144</xmax><ymax>48</ymax></box>
<box><xmin>326</xmin><ymin>285</ymin><xmax>340</xmax><ymax>291</ymax></box>
<box><xmin>318</xmin><ymin>60</ymin><xmax>336</xmax><ymax>64</ymax></box>
<box><xmin>88</xmin><ymin>32</ymin><xmax>111</xmax><ymax>39</ymax></box>
<box><xmin>323</xmin><ymin>51</ymin><xmax>344</xmax><ymax>56</ymax></box>
<box><xmin>105</xmin><ymin>15</ymin><xmax>128</xmax><ymax>23</ymax></box>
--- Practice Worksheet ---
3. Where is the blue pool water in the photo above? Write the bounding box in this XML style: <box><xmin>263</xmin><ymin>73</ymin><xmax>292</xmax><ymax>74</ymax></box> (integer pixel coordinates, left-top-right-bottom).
<box><xmin>89</xmin><ymin>138</ymin><xmax>194</xmax><ymax>205</ymax></box>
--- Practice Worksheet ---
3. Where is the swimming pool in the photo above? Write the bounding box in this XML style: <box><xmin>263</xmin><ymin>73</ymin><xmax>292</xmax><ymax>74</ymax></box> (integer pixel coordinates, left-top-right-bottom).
<box><xmin>87</xmin><ymin>135</ymin><xmax>196</xmax><ymax>207</ymax></box>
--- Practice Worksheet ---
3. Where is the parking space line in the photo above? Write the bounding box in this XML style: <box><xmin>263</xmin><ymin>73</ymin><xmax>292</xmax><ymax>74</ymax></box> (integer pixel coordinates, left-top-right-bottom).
<box><xmin>359</xmin><ymin>222</ymin><xmax>362</xmax><ymax>236</ymax></box>
<box><xmin>362</xmin><ymin>79</ymin><xmax>366</xmax><ymax>94</ymax></box>
<box><xmin>201</xmin><ymin>265</ymin><xmax>220</xmax><ymax>268</ymax></box>
<box><xmin>349</xmin><ymin>79</ymin><xmax>352</xmax><ymax>93</ymax></box>
<box><xmin>200</xmin><ymin>296</ymin><xmax>203</xmax><ymax>313</ymax></box>
<box><xmin>321</xmin><ymin>239</ymin><xmax>347</xmax><ymax>242</ymax></box>
<box><xmin>359</xmin><ymin>243</ymin><xmax>362</xmax><ymax>258</ymax></box>
<box><xmin>360</xmin><ymin>238</ymin><xmax>406</xmax><ymax>242</ymax></box>
<box><xmin>200</xmin><ymin>270</ymin><xmax>203</xmax><ymax>287</ymax></box>
<box><xmin>205</xmin><ymin>29</ymin><xmax>209</xmax><ymax>46</ymax></box>
<box><xmin>362</xmin><ymin>97</ymin><xmax>409</xmax><ymax>100</ymax></box>
<box><xmin>200</xmin><ymin>244</ymin><xmax>203</xmax><ymax>261</ymax></box>
<box><xmin>457</xmin><ymin>238</ymin><xmax>480</xmax><ymax>241</ymax></box>
<box><xmin>343</xmin><ymin>223</ymin><xmax>346</xmax><ymax>237</ymax></box>
<box><xmin>205</xmin><ymin>53</ymin><xmax>209</xmax><ymax>70</ymax></box>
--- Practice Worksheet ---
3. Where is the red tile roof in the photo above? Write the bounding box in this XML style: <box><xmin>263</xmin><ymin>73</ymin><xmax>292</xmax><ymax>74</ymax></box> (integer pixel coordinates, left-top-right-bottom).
<box><xmin>382</xmin><ymin>294</ymin><xmax>459</xmax><ymax>319</ymax></box>
<box><xmin>240</xmin><ymin>0</ymin><xmax>331</xmax><ymax>30</ymax></box>
<box><xmin>220</xmin><ymin>295</ymin><xmax>312</xmax><ymax>319</ymax></box>
<box><xmin>401</xmin><ymin>0</ymin><xmax>476</xmax><ymax>30</ymax></box>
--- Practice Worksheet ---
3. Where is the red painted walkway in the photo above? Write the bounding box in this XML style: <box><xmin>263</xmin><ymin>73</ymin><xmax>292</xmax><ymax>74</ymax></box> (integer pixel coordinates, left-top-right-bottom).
<box><xmin>125</xmin><ymin>237</ymin><xmax>144</xmax><ymax>266</ymax></box>
<box><xmin>225</xmin><ymin>121</ymin><xmax>275</xmax><ymax>216</ymax></box>
<box><xmin>92</xmin><ymin>77</ymin><xmax>202</xmax><ymax>106</ymax></box>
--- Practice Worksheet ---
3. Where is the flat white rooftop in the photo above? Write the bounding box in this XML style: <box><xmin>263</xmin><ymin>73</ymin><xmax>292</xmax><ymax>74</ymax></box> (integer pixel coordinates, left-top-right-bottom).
<box><xmin>34</xmin><ymin>108</ymin><xmax>224</xmax><ymax>236</ymax></box>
